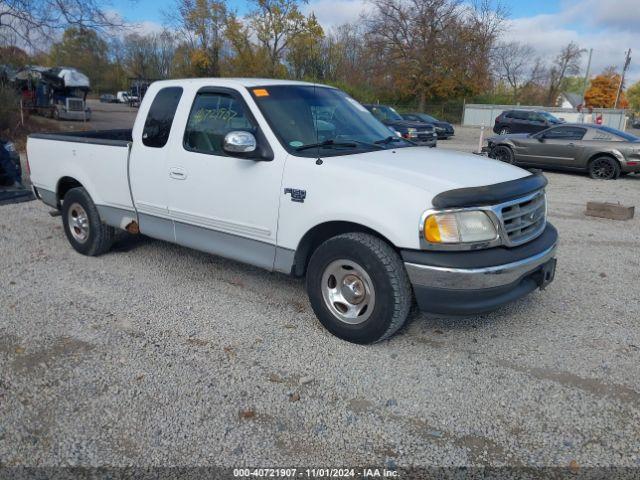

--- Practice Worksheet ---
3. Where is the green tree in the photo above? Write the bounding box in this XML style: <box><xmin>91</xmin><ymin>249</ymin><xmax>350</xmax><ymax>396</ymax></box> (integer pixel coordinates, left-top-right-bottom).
<box><xmin>223</xmin><ymin>13</ymin><xmax>271</xmax><ymax>76</ymax></box>
<box><xmin>170</xmin><ymin>0</ymin><xmax>227</xmax><ymax>76</ymax></box>
<box><xmin>366</xmin><ymin>0</ymin><xmax>506</xmax><ymax>110</ymax></box>
<box><xmin>286</xmin><ymin>13</ymin><xmax>324</xmax><ymax>80</ymax></box>
<box><xmin>560</xmin><ymin>75</ymin><xmax>586</xmax><ymax>95</ymax></box>
<box><xmin>627</xmin><ymin>81</ymin><xmax>640</xmax><ymax>113</ymax></box>
<box><xmin>247</xmin><ymin>0</ymin><xmax>310</xmax><ymax>77</ymax></box>
<box><xmin>49</xmin><ymin>28</ymin><xmax>110</xmax><ymax>91</ymax></box>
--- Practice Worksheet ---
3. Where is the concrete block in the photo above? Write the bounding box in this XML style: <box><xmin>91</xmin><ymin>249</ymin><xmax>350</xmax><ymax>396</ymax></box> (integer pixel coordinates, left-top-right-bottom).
<box><xmin>585</xmin><ymin>202</ymin><xmax>635</xmax><ymax>220</ymax></box>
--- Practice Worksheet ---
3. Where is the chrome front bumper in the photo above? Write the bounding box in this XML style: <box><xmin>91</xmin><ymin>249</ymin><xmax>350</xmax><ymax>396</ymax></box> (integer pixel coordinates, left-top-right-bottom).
<box><xmin>405</xmin><ymin>243</ymin><xmax>557</xmax><ymax>290</ymax></box>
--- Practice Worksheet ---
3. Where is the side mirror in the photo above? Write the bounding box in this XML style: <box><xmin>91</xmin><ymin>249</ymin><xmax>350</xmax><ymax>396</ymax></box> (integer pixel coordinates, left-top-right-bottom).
<box><xmin>223</xmin><ymin>131</ymin><xmax>257</xmax><ymax>153</ymax></box>
<box><xmin>537</xmin><ymin>134</ymin><xmax>545</xmax><ymax>142</ymax></box>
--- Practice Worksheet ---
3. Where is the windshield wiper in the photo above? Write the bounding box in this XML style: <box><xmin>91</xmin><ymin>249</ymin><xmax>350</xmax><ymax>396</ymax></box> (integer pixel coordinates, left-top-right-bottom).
<box><xmin>341</xmin><ymin>138</ymin><xmax>386</xmax><ymax>150</ymax></box>
<box><xmin>296</xmin><ymin>139</ymin><xmax>358</xmax><ymax>151</ymax></box>
<box><xmin>374</xmin><ymin>135</ymin><xmax>405</xmax><ymax>145</ymax></box>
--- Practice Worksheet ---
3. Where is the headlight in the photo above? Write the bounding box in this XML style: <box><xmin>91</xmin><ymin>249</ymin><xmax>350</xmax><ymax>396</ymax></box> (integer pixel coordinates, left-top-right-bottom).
<box><xmin>424</xmin><ymin>211</ymin><xmax>497</xmax><ymax>244</ymax></box>
<box><xmin>405</xmin><ymin>127</ymin><xmax>418</xmax><ymax>139</ymax></box>
<box><xmin>435</xmin><ymin>126</ymin><xmax>445</xmax><ymax>132</ymax></box>
<box><xmin>3</xmin><ymin>142</ymin><xmax>16</xmax><ymax>153</ymax></box>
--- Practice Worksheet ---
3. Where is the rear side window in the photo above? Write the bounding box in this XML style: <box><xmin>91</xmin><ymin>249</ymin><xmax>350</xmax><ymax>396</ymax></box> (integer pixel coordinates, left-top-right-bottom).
<box><xmin>142</xmin><ymin>87</ymin><xmax>183</xmax><ymax>148</ymax></box>
<box><xmin>544</xmin><ymin>126</ymin><xmax>586</xmax><ymax>140</ymax></box>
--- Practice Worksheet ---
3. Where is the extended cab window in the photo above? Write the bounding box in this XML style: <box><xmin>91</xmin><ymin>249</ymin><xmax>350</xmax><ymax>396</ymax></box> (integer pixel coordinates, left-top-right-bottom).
<box><xmin>142</xmin><ymin>87</ymin><xmax>183</xmax><ymax>148</ymax></box>
<box><xmin>184</xmin><ymin>92</ymin><xmax>256</xmax><ymax>155</ymax></box>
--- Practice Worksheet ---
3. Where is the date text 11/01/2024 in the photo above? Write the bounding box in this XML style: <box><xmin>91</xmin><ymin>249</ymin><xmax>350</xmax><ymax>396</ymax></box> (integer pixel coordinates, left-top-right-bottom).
<box><xmin>232</xmin><ymin>468</ymin><xmax>399</xmax><ymax>477</ymax></box>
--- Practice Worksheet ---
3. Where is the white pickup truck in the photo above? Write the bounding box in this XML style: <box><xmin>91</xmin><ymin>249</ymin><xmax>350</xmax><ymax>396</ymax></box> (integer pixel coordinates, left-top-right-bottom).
<box><xmin>27</xmin><ymin>78</ymin><xmax>558</xmax><ymax>344</ymax></box>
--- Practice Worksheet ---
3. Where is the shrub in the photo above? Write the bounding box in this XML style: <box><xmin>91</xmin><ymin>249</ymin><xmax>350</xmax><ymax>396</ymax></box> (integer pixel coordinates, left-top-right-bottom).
<box><xmin>0</xmin><ymin>84</ymin><xmax>20</xmax><ymax>132</ymax></box>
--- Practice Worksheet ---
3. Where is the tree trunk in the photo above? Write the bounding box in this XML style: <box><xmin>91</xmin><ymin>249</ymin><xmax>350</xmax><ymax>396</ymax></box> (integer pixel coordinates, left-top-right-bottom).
<box><xmin>418</xmin><ymin>91</ymin><xmax>426</xmax><ymax>112</ymax></box>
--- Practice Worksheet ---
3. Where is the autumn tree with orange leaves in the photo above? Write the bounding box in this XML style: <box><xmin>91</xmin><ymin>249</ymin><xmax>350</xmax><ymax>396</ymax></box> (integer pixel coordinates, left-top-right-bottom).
<box><xmin>585</xmin><ymin>67</ymin><xmax>628</xmax><ymax>109</ymax></box>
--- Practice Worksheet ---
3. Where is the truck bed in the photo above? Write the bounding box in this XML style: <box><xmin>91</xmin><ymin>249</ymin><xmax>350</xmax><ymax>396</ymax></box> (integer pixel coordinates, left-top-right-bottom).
<box><xmin>27</xmin><ymin>129</ymin><xmax>135</xmax><ymax>214</ymax></box>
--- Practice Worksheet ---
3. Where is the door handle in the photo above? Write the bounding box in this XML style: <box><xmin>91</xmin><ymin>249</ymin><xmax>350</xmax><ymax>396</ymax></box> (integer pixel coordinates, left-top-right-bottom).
<box><xmin>568</xmin><ymin>143</ymin><xmax>575</xmax><ymax>147</ymax></box>
<box><xmin>169</xmin><ymin>167</ymin><xmax>187</xmax><ymax>180</ymax></box>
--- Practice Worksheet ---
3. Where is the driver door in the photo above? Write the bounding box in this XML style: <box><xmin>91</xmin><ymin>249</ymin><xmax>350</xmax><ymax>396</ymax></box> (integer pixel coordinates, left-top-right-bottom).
<box><xmin>166</xmin><ymin>87</ymin><xmax>284</xmax><ymax>270</ymax></box>
<box><xmin>527</xmin><ymin>126</ymin><xmax>587</xmax><ymax>167</ymax></box>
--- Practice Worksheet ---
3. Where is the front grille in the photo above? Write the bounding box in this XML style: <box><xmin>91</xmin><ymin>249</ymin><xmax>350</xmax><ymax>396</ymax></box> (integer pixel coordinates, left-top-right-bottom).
<box><xmin>498</xmin><ymin>190</ymin><xmax>546</xmax><ymax>246</ymax></box>
<box><xmin>67</xmin><ymin>99</ymin><xmax>84</xmax><ymax>111</ymax></box>
<box><xmin>417</xmin><ymin>131</ymin><xmax>435</xmax><ymax>141</ymax></box>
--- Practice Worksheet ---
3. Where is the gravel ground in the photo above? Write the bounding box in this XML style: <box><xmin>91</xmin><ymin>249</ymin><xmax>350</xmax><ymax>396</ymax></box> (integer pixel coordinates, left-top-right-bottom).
<box><xmin>435</xmin><ymin>125</ymin><xmax>487</xmax><ymax>153</ymax></box>
<box><xmin>1</xmin><ymin>132</ymin><xmax>640</xmax><ymax>472</ymax></box>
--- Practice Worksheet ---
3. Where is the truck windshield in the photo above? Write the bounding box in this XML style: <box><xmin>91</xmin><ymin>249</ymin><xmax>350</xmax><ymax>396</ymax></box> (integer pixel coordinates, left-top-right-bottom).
<box><xmin>250</xmin><ymin>85</ymin><xmax>412</xmax><ymax>157</ymax></box>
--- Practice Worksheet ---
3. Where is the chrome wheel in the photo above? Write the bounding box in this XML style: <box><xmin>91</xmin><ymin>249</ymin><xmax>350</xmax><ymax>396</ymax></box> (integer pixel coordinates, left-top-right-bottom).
<box><xmin>321</xmin><ymin>259</ymin><xmax>376</xmax><ymax>324</ymax></box>
<box><xmin>67</xmin><ymin>202</ymin><xmax>90</xmax><ymax>243</ymax></box>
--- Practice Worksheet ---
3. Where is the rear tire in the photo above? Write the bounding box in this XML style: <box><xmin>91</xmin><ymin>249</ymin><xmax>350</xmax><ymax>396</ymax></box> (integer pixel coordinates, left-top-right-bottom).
<box><xmin>62</xmin><ymin>187</ymin><xmax>114</xmax><ymax>256</ymax></box>
<box><xmin>588</xmin><ymin>156</ymin><xmax>620</xmax><ymax>180</ymax></box>
<box><xmin>305</xmin><ymin>232</ymin><xmax>413</xmax><ymax>344</ymax></box>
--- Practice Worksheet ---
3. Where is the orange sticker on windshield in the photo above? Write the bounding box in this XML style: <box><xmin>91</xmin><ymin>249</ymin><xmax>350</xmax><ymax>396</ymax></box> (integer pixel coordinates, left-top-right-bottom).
<box><xmin>253</xmin><ymin>88</ymin><xmax>269</xmax><ymax>97</ymax></box>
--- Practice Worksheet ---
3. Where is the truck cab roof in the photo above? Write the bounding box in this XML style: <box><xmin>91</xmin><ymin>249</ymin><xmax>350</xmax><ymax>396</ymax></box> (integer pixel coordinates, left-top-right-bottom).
<box><xmin>149</xmin><ymin>78</ymin><xmax>335</xmax><ymax>90</ymax></box>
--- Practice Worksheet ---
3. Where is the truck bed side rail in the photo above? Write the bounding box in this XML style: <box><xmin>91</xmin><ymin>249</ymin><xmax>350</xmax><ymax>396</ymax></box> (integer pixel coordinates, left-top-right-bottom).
<box><xmin>29</xmin><ymin>129</ymin><xmax>133</xmax><ymax>147</ymax></box>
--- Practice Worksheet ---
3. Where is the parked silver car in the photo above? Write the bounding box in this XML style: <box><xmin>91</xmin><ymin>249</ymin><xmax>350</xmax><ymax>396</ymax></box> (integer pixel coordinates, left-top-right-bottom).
<box><xmin>485</xmin><ymin>124</ymin><xmax>640</xmax><ymax>179</ymax></box>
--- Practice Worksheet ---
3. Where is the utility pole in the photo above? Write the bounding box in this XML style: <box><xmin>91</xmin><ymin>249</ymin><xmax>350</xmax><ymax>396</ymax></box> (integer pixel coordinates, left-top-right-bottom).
<box><xmin>614</xmin><ymin>49</ymin><xmax>631</xmax><ymax>109</ymax></box>
<box><xmin>580</xmin><ymin>48</ymin><xmax>593</xmax><ymax>123</ymax></box>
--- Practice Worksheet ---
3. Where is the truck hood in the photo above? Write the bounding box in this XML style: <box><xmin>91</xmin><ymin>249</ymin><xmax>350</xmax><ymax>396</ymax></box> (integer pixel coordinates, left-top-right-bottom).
<box><xmin>327</xmin><ymin>146</ymin><xmax>530</xmax><ymax>197</ymax></box>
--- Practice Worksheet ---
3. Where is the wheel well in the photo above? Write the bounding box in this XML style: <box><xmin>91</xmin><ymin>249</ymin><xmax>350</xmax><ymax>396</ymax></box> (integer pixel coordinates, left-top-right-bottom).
<box><xmin>291</xmin><ymin>221</ymin><xmax>395</xmax><ymax>277</ymax></box>
<box><xmin>587</xmin><ymin>152</ymin><xmax>620</xmax><ymax>168</ymax></box>
<box><xmin>57</xmin><ymin>177</ymin><xmax>83</xmax><ymax>204</ymax></box>
<box><xmin>492</xmin><ymin>143</ymin><xmax>513</xmax><ymax>151</ymax></box>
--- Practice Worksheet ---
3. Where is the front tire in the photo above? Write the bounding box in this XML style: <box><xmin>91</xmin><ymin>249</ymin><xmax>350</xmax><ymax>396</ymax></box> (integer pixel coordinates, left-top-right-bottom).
<box><xmin>490</xmin><ymin>145</ymin><xmax>515</xmax><ymax>164</ymax></box>
<box><xmin>62</xmin><ymin>187</ymin><xmax>114</xmax><ymax>256</ymax></box>
<box><xmin>588</xmin><ymin>156</ymin><xmax>620</xmax><ymax>180</ymax></box>
<box><xmin>305</xmin><ymin>233</ymin><xmax>412</xmax><ymax>344</ymax></box>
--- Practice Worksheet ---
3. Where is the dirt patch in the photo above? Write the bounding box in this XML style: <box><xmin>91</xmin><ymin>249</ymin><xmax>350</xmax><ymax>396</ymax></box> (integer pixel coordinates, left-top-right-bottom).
<box><xmin>498</xmin><ymin>360</ymin><xmax>640</xmax><ymax>405</ymax></box>
<box><xmin>11</xmin><ymin>336</ymin><xmax>95</xmax><ymax>373</ymax></box>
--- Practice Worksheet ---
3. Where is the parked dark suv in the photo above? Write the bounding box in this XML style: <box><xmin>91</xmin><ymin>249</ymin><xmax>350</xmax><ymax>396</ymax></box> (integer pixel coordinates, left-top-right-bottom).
<box><xmin>401</xmin><ymin>113</ymin><xmax>455</xmax><ymax>139</ymax></box>
<box><xmin>493</xmin><ymin>109</ymin><xmax>563</xmax><ymax>135</ymax></box>
<box><xmin>363</xmin><ymin>104</ymin><xmax>437</xmax><ymax>147</ymax></box>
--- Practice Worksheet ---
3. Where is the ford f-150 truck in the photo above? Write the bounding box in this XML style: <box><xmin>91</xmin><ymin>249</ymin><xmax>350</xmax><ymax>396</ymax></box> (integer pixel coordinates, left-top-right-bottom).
<box><xmin>27</xmin><ymin>78</ymin><xmax>558</xmax><ymax>344</ymax></box>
